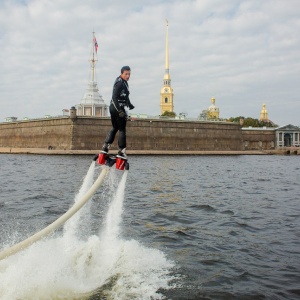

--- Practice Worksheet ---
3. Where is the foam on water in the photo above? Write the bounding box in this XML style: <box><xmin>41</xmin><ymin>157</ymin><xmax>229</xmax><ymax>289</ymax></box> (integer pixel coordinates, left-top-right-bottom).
<box><xmin>0</xmin><ymin>163</ymin><xmax>176</xmax><ymax>299</ymax></box>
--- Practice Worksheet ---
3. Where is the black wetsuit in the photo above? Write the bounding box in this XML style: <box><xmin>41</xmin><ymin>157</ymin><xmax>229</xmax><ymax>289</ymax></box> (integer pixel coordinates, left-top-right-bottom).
<box><xmin>104</xmin><ymin>76</ymin><xmax>134</xmax><ymax>149</ymax></box>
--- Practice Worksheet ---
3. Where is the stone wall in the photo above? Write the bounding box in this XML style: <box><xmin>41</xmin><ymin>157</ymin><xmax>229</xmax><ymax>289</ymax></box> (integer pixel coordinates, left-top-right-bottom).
<box><xmin>69</xmin><ymin>117</ymin><xmax>111</xmax><ymax>150</ymax></box>
<box><xmin>0</xmin><ymin>117</ymin><xmax>245</xmax><ymax>151</ymax></box>
<box><xmin>70</xmin><ymin>117</ymin><xmax>243</xmax><ymax>151</ymax></box>
<box><xmin>0</xmin><ymin>118</ymin><xmax>72</xmax><ymax>149</ymax></box>
<box><xmin>242</xmin><ymin>128</ymin><xmax>275</xmax><ymax>150</ymax></box>
<box><xmin>129</xmin><ymin>119</ymin><xmax>242</xmax><ymax>151</ymax></box>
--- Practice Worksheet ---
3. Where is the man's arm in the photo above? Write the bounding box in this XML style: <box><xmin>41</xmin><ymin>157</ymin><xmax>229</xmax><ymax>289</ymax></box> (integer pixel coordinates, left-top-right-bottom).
<box><xmin>127</xmin><ymin>98</ymin><xmax>135</xmax><ymax>110</ymax></box>
<box><xmin>111</xmin><ymin>79</ymin><xmax>123</xmax><ymax>111</ymax></box>
<box><xmin>124</xmin><ymin>82</ymin><xmax>134</xmax><ymax>110</ymax></box>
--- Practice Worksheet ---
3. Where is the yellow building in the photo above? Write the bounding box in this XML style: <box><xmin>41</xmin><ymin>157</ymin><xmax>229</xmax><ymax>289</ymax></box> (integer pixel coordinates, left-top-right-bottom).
<box><xmin>160</xmin><ymin>20</ymin><xmax>174</xmax><ymax>115</ymax></box>
<box><xmin>260</xmin><ymin>103</ymin><xmax>269</xmax><ymax>122</ymax></box>
<box><xmin>207</xmin><ymin>97</ymin><xmax>220</xmax><ymax>119</ymax></box>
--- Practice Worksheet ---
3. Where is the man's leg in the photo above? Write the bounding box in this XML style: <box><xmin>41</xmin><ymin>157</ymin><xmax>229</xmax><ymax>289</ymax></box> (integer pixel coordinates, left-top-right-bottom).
<box><xmin>117</xmin><ymin>116</ymin><xmax>127</xmax><ymax>155</ymax></box>
<box><xmin>102</xmin><ymin>106</ymin><xmax>119</xmax><ymax>151</ymax></box>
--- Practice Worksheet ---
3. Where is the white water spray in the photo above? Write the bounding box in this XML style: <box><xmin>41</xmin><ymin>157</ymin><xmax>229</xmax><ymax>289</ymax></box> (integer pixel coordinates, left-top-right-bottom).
<box><xmin>102</xmin><ymin>170</ymin><xmax>128</xmax><ymax>241</ymax></box>
<box><xmin>63</xmin><ymin>162</ymin><xmax>95</xmax><ymax>243</ymax></box>
<box><xmin>0</xmin><ymin>165</ymin><xmax>176</xmax><ymax>300</ymax></box>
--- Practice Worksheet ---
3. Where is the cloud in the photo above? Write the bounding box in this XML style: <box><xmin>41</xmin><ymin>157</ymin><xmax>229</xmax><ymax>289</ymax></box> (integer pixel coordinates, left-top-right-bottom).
<box><xmin>0</xmin><ymin>0</ymin><xmax>299</xmax><ymax>125</ymax></box>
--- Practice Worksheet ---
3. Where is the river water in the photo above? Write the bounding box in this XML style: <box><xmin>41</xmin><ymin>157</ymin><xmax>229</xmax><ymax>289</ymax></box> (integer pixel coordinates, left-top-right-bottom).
<box><xmin>0</xmin><ymin>154</ymin><xmax>299</xmax><ymax>299</ymax></box>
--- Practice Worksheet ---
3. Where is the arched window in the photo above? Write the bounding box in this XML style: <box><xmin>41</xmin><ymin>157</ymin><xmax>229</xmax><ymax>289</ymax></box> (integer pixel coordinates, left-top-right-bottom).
<box><xmin>165</xmin><ymin>97</ymin><xmax>168</xmax><ymax>103</ymax></box>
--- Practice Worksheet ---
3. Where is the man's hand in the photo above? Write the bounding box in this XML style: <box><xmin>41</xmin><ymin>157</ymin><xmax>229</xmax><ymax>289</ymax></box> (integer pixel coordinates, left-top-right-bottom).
<box><xmin>118</xmin><ymin>110</ymin><xmax>125</xmax><ymax>118</ymax></box>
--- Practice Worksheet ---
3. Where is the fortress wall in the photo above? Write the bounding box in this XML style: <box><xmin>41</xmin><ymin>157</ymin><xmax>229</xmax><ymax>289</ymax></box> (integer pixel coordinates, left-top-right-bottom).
<box><xmin>242</xmin><ymin>129</ymin><xmax>276</xmax><ymax>150</ymax></box>
<box><xmin>1</xmin><ymin>117</ymin><xmax>279</xmax><ymax>152</ymax></box>
<box><xmin>0</xmin><ymin>118</ymin><xmax>72</xmax><ymax>149</ymax></box>
<box><xmin>69</xmin><ymin>117</ymin><xmax>111</xmax><ymax>150</ymax></box>
<box><xmin>70</xmin><ymin>117</ymin><xmax>243</xmax><ymax>151</ymax></box>
<box><xmin>127</xmin><ymin>119</ymin><xmax>242</xmax><ymax>151</ymax></box>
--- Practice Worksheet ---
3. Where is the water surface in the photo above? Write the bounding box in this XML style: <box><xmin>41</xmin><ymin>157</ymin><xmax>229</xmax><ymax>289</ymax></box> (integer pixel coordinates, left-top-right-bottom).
<box><xmin>0</xmin><ymin>154</ymin><xmax>299</xmax><ymax>299</ymax></box>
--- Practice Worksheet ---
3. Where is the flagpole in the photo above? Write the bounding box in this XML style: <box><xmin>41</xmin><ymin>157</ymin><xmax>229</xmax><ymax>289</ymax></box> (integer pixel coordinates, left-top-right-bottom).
<box><xmin>92</xmin><ymin>31</ymin><xmax>95</xmax><ymax>82</ymax></box>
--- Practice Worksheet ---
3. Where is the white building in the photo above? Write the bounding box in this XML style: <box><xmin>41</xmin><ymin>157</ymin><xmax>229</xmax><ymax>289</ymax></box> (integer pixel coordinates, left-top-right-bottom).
<box><xmin>76</xmin><ymin>32</ymin><xmax>108</xmax><ymax>117</ymax></box>
<box><xmin>275</xmin><ymin>124</ymin><xmax>300</xmax><ymax>147</ymax></box>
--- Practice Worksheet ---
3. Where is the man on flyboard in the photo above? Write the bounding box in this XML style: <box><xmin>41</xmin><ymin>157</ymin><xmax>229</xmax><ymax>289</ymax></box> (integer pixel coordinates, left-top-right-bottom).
<box><xmin>101</xmin><ymin>66</ymin><xmax>135</xmax><ymax>158</ymax></box>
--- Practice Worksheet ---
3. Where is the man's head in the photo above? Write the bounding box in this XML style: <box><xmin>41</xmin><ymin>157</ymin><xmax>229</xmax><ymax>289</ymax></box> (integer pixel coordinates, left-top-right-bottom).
<box><xmin>120</xmin><ymin>66</ymin><xmax>131</xmax><ymax>81</ymax></box>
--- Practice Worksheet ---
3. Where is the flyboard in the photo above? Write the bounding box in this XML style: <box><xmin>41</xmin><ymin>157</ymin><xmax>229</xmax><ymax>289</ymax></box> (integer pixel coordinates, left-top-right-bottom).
<box><xmin>0</xmin><ymin>152</ymin><xmax>129</xmax><ymax>261</ymax></box>
<box><xmin>93</xmin><ymin>151</ymin><xmax>129</xmax><ymax>171</ymax></box>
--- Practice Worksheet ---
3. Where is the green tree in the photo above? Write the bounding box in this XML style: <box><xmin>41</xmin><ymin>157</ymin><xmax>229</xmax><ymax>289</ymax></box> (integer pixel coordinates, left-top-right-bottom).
<box><xmin>161</xmin><ymin>111</ymin><xmax>176</xmax><ymax>118</ymax></box>
<box><xmin>227</xmin><ymin>116</ymin><xmax>277</xmax><ymax>127</ymax></box>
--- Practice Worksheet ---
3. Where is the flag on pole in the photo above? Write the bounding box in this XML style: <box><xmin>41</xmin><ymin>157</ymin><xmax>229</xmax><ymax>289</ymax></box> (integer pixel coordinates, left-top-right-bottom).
<box><xmin>94</xmin><ymin>37</ymin><xmax>99</xmax><ymax>53</ymax></box>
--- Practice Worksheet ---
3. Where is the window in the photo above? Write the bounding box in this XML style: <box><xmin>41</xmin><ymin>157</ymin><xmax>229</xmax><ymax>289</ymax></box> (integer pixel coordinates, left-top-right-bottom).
<box><xmin>165</xmin><ymin>98</ymin><xmax>168</xmax><ymax>103</ymax></box>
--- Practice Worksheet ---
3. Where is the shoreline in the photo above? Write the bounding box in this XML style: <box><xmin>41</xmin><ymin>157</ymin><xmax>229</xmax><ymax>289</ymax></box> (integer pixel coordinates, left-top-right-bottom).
<box><xmin>0</xmin><ymin>147</ymin><xmax>298</xmax><ymax>156</ymax></box>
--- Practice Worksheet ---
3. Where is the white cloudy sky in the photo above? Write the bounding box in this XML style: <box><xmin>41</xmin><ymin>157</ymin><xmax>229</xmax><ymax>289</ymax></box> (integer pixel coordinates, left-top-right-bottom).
<box><xmin>0</xmin><ymin>0</ymin><xmax>299</xmax><ymax>126</ymax></box>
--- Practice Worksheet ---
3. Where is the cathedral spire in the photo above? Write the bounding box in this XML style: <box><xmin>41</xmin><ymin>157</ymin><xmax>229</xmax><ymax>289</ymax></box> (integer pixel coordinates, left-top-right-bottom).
<box><xmin>165</xmin><ymin>19</ymin><xmax>169</xmax><ymax>77</ymax></box>
<box><xmin>160</xmin><ymin>19</ymin><xmax>174</xmax><ymax>114</ymax></box>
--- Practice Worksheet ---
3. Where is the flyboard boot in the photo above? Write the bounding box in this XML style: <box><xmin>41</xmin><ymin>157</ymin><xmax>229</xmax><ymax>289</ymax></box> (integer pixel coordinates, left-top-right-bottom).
<box><xmin>98</xmin><ymin>143</ymin><xmax>110</xmax><ymax>165</ymax></box>
<box><xmin>92</xmin><ymin>143</ymin><xmax>110</xmax><ymax>164</ymax></box>
<box><xmin>116</xmin><ymin>148</ymin><xmax>129</xmax><ymax>171</ymax></box>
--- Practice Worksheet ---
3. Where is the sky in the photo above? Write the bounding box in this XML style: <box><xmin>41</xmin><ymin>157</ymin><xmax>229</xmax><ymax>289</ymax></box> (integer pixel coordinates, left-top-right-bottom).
<box><xmin>0</xmin><ymin>0</ymin><xmax>299</xmax><ymax>126</ymax></box>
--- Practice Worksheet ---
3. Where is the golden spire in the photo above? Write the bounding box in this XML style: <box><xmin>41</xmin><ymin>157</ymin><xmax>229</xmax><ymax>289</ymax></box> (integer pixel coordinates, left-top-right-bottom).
<box><xmin>207</xmin><ymin>97</ymin><xmax>220</xmax><ymax>119</ymax></box>
<box><xmin>160</xmin><ymin>19</ymin><xmax>174</xmax><ymax>114</ymax></box>
<box><xmin>164</xmin><ymin>19</ymin><xmax>170</xmax><ymax>81</ymax></box>
<box><xmin>260</xmin><ymin>103</ymin><xmax>269</xmax><ymax>121</ymax></box>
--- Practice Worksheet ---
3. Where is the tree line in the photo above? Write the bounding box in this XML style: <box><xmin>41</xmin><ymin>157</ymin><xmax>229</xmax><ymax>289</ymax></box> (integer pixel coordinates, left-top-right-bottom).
<box><xmin>228</xmin><ymin>117</ymin><xmax>277</xmax><ymax>127</ymax></box>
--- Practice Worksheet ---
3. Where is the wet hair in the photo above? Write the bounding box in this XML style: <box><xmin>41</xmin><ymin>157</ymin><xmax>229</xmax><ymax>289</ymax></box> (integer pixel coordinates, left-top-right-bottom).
<box><xmin>121</xmin><ymin>66</ymin><xmax>131</xmax><ymax>74</ymax></box>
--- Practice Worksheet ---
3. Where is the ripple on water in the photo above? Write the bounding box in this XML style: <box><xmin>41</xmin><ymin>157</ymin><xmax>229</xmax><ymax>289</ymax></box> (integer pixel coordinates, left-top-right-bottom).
<box><xmin>189</xmin><ymin>204</ymin><xmax>216</xmax><ymax>212</ymax></box>
<box><xmin>220</xmin><ymin>209</ymin><xmax>235</xmax><ymax>215</ymax></box>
